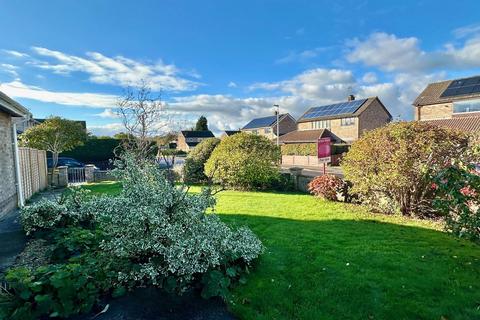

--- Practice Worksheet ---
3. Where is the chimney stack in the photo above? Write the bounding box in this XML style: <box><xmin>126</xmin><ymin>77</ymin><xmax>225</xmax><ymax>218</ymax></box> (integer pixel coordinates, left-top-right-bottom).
<box><xmin>348</xmin><ymin>94</ymin><xmax>355</xmax><ymax>101</ymax></box>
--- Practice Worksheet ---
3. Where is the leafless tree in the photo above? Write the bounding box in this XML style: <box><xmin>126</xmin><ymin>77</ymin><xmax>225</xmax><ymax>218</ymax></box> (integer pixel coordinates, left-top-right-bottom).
<box><xmin>116</xmin><ymin>81</ymin><xmax>170</xmax><ymax>160</ymax></box>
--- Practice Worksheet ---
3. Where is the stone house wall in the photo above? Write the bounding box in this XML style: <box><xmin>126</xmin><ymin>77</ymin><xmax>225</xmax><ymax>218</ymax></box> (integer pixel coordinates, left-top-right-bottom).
<box><xmin>0</xmin><ymin>111</ymin><xmax>18</xmax><ymax>218</ymax></box>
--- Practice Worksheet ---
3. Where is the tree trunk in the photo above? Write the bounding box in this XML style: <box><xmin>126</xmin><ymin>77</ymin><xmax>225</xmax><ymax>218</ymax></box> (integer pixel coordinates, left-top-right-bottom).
<box><xmin>52</xmin><ymin>152</ymin><xmax>59</xmax><ymax>169</ymax></box>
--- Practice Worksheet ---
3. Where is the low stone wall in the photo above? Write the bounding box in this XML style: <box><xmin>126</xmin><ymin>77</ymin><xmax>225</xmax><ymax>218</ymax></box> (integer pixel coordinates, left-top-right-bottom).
<box><xmin>286</xmin><ymin>167</ymin><xmax>315</xmax><ymax>192</ymax></box>
<box><xmin>93</xmin><ymin>170</ymin><xmax>115</xmax><ymax>182</ymax></box>
<box><xmin>282</xmin><ymin>155</ymin><xmax>320</xmax><ymax>167</ymax></box>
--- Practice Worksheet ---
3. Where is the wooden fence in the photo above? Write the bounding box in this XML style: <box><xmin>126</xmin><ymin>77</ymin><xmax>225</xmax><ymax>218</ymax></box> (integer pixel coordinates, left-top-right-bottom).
<box><xmin>18</xmin><ymin>147</ymin><xmax>48</xmax><ymax>200</ymax></box>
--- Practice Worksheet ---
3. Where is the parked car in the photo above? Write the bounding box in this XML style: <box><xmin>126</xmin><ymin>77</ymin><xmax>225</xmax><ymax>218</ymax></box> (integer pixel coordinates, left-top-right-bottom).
<box><xmin>47</xmin><ymin>157</ymin><xmax>89</xmax><ymax>168</ymax></box>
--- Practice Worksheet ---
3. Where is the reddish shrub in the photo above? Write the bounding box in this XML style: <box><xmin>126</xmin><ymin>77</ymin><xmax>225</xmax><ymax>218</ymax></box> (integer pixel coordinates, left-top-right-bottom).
<box><xmin>308</xmin><ymin>175</ymin><xmax>343</xmax><ymax>201</ymax></box>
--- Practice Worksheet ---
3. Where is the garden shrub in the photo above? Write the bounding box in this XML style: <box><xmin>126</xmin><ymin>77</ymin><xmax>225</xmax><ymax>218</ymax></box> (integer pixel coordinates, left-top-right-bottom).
<box><xmin>342</xmin><ymin>122</ymin><xmax>470</xmax><ymax>216</ymax></box>
<box><xmin>20</xmin><ymin>188</ymin><xmax>93</xmax><ymax>235</ymax></box>
<box><xmin>2</xmin><ymin>257</ymin><xmax>119</xmax><ymax>320</ymax></box>
<box><xmin>308</xmin><ymin>175</ymin><xmax>343</xmax><ymax>201</ymax></box>
<box><xmin>183</xmin><ymin>137</ymin><xmax>220</xmax><ymax>183</ymax></box>
<box><xmin>205</xmin><ymin>132</ymin><xmax>281</xmax><ymax>190</ymax></box>
<box><xmin>20</xmin><ymin>200</ymin><xmax>68</xmax><ymax>235</ymax></box>
<box><xmin>90</xmin><ymin>154</ymin><xmax>263</xmax><ymax>292</ymax></box>
<box><xmin>5</xmin><ymin>152</ymin><xmax>263</xmax><ymax>319</ymax></box>
<box><xmin>433</xmin><ymin>164</ymin><xmax>480</xmax><ymax>242</ymax></box>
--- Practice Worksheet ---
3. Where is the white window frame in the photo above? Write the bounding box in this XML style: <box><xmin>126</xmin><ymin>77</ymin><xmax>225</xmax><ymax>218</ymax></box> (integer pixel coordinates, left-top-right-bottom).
<box><xmin>341</xmin><ymin>117</ymin><xmax>355</xmax><ymax>126</ymax></box>
<box><xmin>453</xmin><ymin>99</ymin><xmax>480</xmax><ymax>114</ymax></box>
<box><xmin>311</xmin><ymin>120</ymin><xmax>330</xmax><ymax>129</ymax></box>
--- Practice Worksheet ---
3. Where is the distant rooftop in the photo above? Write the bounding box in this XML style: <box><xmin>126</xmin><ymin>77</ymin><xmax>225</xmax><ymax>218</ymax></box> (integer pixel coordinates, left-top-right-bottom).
<box><xmin>297</xmin><ymin>97</ymin><xmax>390</xmax><ymax>123</ymax></box>
<box><xmin>180</xmin><ymin>130</ymin><xmax>215</xmax><ymax>138</ymax></box>
<box><xmin>242</xmin><ymin>114</ymin><xmax>288</xmax><ymax>130</ymax></box>
<box><xmin>413</xmin><ymin>75</ymin><xmax>480</xmax><ymax>106</ymax></box>
<box><xmin>421</xmin><ymin>116</ymin><xmax>480</xmax><ymax>132</ymax></box>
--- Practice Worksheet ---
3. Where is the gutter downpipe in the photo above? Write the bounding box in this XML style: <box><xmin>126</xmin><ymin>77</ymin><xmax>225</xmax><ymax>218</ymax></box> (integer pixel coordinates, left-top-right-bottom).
<box><xmin>12</xmin><ymin>117</ymin><xmax>28</xmax><ymax>207</ymax></box>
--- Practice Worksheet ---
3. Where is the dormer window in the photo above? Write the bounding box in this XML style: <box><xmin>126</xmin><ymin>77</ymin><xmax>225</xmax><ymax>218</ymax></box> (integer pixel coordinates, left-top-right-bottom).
<box><xmin>453</xmin><ymin>99</ymin><xmax>480</xmax><ymax>114</ymax></box>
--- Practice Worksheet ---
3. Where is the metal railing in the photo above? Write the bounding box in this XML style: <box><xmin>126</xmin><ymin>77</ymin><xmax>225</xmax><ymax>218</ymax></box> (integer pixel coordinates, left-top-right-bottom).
<box><xmin>67</xmin><ymin>168</ymin><xmax>86</xmax><ymax>184</ymax></box>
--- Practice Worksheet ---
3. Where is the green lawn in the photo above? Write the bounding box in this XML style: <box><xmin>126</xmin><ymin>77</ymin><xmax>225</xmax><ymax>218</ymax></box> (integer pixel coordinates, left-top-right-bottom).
<box><xmin>83</xmin><ymin>182</ymin><xmax>480</xmax><ymax>319</ymax></box>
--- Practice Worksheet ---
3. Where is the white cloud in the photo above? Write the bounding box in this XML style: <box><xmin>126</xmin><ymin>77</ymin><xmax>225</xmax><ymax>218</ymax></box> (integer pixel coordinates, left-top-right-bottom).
<box><xmin>346</xmin><ymin>32</ymin><xmax>480</xmax><ymax>72</ymax></box>
<box><xmin>95</xmin><ymin>108</ymin><xmax>120</xmax><ymax>118</ymax></box>
<box><xmin>362</xmin><ymin>72</ymin><xmax>377</xmax><ymax>84</ymax></box>
<box><xmin>251</xmin><ymin>68</ymin><xmax>355</xmax><ymax>101</ymax></box>
<box><xmin>453</xmin><ymin>23</ymin><xmax>480</xmax><ymax>38</ymax></box>
<box><xmin>228</xmin><ymin>81</ymin><xmax>237</xmax><ymax>88</ymax></box>
<box><xmin>0</xmin><ymin>80</ymin><xmax>117</xmax><ymax>108</ymax></box>
<box><xmin>276</xmin><ymin>47</ymin><xmax>329</xmax><ymax>64</ymax></box>
<box><xmin>0</xmin><ymin>64</ymin><xmax>19</xmax><ymax>78</ymax></box>
<box><xmin>2</xmin><ymin>50</ymin><xmax>29</xmax><ymax>58</ymax></box>
<box><xmin>87</xmin><ymin>122</ymin><xmax>124</xmax><ymax>136</ymax></box>
<box><xmin>29</xmin><ymin>47</ymin><xmax>201</xmax><ymax>92</ymax></box>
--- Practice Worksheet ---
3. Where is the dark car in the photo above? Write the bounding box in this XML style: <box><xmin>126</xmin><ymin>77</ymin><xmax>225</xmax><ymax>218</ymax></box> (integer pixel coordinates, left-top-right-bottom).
<box><xmin>47</xmin><ymin>157</ymin><xmax>86</xmax><ymax>168</ymax></box>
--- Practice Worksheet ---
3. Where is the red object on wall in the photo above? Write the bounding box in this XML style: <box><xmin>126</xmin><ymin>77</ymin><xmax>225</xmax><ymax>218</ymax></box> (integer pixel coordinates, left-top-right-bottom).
<box><xmin>317</xmin><ymin>137</ymin><xmax>331</xmax><ymax>159</ymax></box>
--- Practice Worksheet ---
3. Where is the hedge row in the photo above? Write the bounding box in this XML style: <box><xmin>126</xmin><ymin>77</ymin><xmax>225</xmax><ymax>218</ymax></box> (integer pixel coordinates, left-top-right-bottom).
<box><xmin>60</xmin><ymin>138</ymin><xmax>122</xmax><ymax>162</ymax></box>
<box><xmin>281</xmin><ymin>143</ymin><xmax>350</xmax><ymax>156</ymax></box>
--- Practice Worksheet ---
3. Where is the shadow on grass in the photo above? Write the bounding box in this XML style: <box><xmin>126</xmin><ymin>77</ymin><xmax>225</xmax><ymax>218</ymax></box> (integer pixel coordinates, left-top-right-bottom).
<box><xmin>218</xmin><ymin>214</ymin><xmax>480</xmax><ymax>320</ymax></box>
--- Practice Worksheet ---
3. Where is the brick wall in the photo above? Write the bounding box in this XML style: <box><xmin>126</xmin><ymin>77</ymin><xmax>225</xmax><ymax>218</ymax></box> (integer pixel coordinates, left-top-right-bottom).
<box><xmin>358</xmin><ymin>98</ymin><xmax>392</xmax><ymax>136</ymax></box>
<box><xmin>0</xmin><ymin>111</ymin><xmax>18</xmax><ymax>218</ymax></box>
<box><xmin>177</xmin><ymin>133</ymin><xmax>188</xmax><ymax>151</ymax></box>
<box><xmin>298</xmin><ymin>118</ymin><xmax>359</xmax><ymax>142</ymax></box>
<box><xmin>417</xmin><ymin>103</ymin><xmax>453</xmax><ymax>120</ymax></box>
<box><xmin>273</xmin><ymin>115</ymin><xmax>297</xmax><ymax>136</ymax></box>
<box><xmin>242</xmin><ymin>128</ymin><xmax>275</xmax><ymax>140</ymax></box>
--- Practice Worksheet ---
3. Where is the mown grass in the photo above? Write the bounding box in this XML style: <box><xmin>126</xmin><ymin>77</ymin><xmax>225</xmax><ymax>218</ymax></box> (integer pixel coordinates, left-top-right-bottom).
<box><xmin>83</xmin><ymin>182</ymin><xmax>480</xmax><ymax>319</ymax></box>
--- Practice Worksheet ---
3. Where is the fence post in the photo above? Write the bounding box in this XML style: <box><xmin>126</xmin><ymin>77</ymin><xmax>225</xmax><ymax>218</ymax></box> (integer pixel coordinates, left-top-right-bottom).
<box><xmin>85</xmin><ymin>165</ymin><xmax>95</xmax><ymax>183</ymax></box>
<box><xmin>57</xmin><ymin>166</ymin><xmax>68</xmax><ymax>187</ymax></box>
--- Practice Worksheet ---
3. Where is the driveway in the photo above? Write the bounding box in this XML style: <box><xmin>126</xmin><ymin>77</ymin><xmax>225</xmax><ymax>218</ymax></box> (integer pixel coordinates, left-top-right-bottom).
<box><xmin>0</xmin><ymin>189</ymin><xmax>63</xmax><ymax>273</ymax></box>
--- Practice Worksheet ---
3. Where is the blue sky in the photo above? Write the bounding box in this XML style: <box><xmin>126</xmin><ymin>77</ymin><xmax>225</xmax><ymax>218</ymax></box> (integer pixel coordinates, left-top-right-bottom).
<box><xmin>1</xmin><ymin>0</ymin><xmax>480</xmax><ymax>135</ymax></box>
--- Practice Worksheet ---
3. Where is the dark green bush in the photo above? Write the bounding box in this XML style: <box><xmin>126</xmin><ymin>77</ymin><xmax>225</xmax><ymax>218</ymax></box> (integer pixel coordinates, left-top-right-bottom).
<box><xmin>60</xmin><ymin>138</ymin><xmax>121</xmax><ymax>162</ymax></box>
<box><xmin>3</xmin><ymin>261</ymin><xmax>114</xmax><ymax>320</ymax></box>
<box><xmin>183</xmin><ymin>137</ymin><xmax>220</xmax><ymax>183</ymax></box>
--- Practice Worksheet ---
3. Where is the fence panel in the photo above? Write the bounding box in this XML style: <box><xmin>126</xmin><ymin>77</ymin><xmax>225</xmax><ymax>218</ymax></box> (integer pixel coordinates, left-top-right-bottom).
<box><xmin>18</xmin><ymin>147</ymin><xmax>48</xmax><ymax>201</ymax></box>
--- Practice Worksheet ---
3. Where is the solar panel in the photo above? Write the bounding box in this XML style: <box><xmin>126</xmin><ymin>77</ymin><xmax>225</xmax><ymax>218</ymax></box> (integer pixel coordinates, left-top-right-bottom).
<box><xmin>440</xmin><ymin>76</ymin><xmax>480</xmax><ymax>98</ymax></box>
<box><xmin>242</xmin><ymin>115</ymin><xmax>279</xmax><ymax>129</ymax></box>
<box><xmin>300</xmin><ymin>99</ymin><xmax>367</xmax><ymax>120</ymax></box>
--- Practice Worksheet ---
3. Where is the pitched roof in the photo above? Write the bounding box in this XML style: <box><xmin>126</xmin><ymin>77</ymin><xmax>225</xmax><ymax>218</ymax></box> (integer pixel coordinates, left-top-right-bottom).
<box><xmin>242</xmin><ymin>114</ymin><xmax>288</xmax><ymax>130</ymax></box>
<box><xmin>297</xmin><ymin>97</ymin><xmax>391</xmax><ymax>123</ymax></box>
<box><xmin>223</xmin><ymin>130</ymin><xmax>240</xmax><ymax>136</ymax></box>
<box><xmin>180</xmin><ymin>130</ymin><xmax>215</xmax><ymax>138</ymax></box>
<box><xmin>279</xmin><ymin>129</ymin><xmax>344</xmax><ymax>144</ymax></box>
<box><xmin>421</xmin><ymin>116</ymin><xmax>480</xmax><ymax>133</ymax></box>
<box><xmin>413</xmin><ymin>76</ymin><xmax>480</xmax><ymax>106</ymax></box>
<box><xmin>0</xmin><ymin>90</ymin><xmax>31</xmax><ymax>117</ymax></box>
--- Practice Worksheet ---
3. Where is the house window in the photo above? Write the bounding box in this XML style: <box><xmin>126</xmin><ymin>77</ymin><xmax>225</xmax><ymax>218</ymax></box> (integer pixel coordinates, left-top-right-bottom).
<box><xmin>264</xmin><ymin>127</ymin><xmax>272</xmax><ymax>134</ymax></box>
<box><xmin>252</xmin><ymin>130</ymin><xmax>258</xmax><ymax>135</ymax></box>
<box><xmin>341</xmin><ymin>117</ymin><xmax>355</xmax><ymax>126</ymax></box>
<box><xmin>453</xmin><ymin>99</ymin><xmax>480</xmax><ymax>114</ymax></box>
<box><xmin>311</xmin><ymin>120</ymin><xmax>330</xmax><ymax>129</ymax></box>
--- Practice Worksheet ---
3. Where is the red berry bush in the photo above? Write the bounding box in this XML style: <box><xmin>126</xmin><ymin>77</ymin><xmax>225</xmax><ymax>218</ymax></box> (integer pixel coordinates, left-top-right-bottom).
<box><xmin>308</xmin><ymin>175</ymin><xmax>343</xmax><ymax>201</ymax></box>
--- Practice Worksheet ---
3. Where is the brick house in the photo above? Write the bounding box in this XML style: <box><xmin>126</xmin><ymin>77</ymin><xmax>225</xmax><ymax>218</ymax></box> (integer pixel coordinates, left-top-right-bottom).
<box><xmin>177</xmin><ymin>130</ymin><xmax>215</xmax><ymax>152</ymax></box>
<box><xmin>0</xmin><ymin>91</ymin><xmax>31</xmax><ymax>218</ymax></box>
<box><xmin>220</xmin><ymin>130</ymin><xmax>240</xmax><ymax>139</ymax></box>
<box><xmin>241</xmin><ymin>113</ymin><xmax>296</xmax><ymax>140</ymax></box>
<box><xmin>290</xmin><ymin>95</ymin><xmax>392</xmax><ymax>144</ymax></box>
<box><xmin>413</xmin><ymin>75</ymin><xmax>480</xmax><ymax>132</ymax></box>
